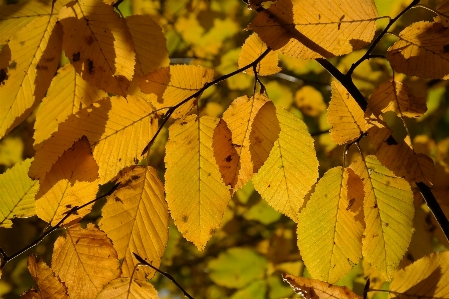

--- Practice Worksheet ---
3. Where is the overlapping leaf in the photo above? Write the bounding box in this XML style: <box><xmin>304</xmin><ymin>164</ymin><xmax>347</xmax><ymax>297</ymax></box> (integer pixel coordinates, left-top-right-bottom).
<box><xmin>253</xmin><ymin>106</ymin><xmax>318</xmax><ymax>222</ymax></box>
<box><xmin>165</xmin><ymin>115</ymin><xmax>231</xmax><ymax>250</ymax></box>
<box><xmin>99</xmin><ymin>166</ymin><xmax>168</xmax><ymax>280</ymax></box>
<box><xmin>386</xmin><ymin>21</ymin><xmax>449</xmax><ymax>79</ymax></box>
<box><xmin>297</xmin><ymin>167</ymin><xmax>364</xmax><ymax>283</ymax></box>
<box><xmin>51</xmin><ymin>224</ymin><xmax>121</xmax><ymax>299</ymax></box>
<box><xmin>59</xmin><ymin>0</ymin><xmax>135</xmax><ymax>96</ymax></box>
<box><xmin>328</xmin><ymin>81</ymin><xmax>367</xmax><ymax>144</ymax></box>
<box><xmin>435</xmin><ymin>0</ymin><xmax>449</xmax><ymax>26</ymax></box>
<box><xmin>27</xmin><ymin>255</ymin><xmax>69</xmax><ymax>299</ymax></box>
<box><xmin>248</xmin><ymin>0</ymin><xmax>378</xmax><ymax>59</ymax></box>
<box><xmin>350</xmin><ymin>155</ymin><xmax>414</xmax><ymax>280</ymax></box>
<box><xmin>36</xmin><ymin>137</ymin><xmax>99</xmax><ymax>226</ymax></box>
<box><xmin>29</xmin><ymin>95</ymin><xmax>157</xmax><ymax>184</ymax></box>
<box><xmin>97</xmin><ymin>278</ymin><xmax>158</xmax><ymax>299</ymax></box>
<box><xmin>238</xmin><ymin>33</ymin><xmax>281</xmax><ymax>76</ymax></box>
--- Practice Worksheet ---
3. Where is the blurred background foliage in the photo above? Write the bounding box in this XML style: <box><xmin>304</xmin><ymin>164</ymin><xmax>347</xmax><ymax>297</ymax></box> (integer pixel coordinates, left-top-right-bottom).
<box><xmin>0</xmin><ymin>0</ymin><xmax>448</xmax><ymax>298</ymax></box>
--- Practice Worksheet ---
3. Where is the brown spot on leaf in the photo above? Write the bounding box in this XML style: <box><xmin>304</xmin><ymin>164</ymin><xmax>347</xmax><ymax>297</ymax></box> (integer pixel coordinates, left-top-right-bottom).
<box><xmin>131</xmin><ymin>175</ymin><xmax>139</xmax><ymax>180</ymax></box>
<box><xmin>346</xmin><ymin>198</ymin><xmax>355</xmax><ymax>211</ymax></box>
<box><xmin>0</xmin><ymin>69</ymin><xmax>8</xmax><ymax>85</ymax></box>
<box><xmin>115</xmin><ymin>196</ymin><xmax>123</xmax><ymax>203</ymax></box>
<box><xmin>73</xmin><ymin>52</ymin><xmax>80</xmax><ymax>62</ymax></box>
<box><xmin>210</xmin><ymin>228</ymin><xmax>216</xmax><ymax>235</ymax></box>
<box><xmin>85</xmin><ymin>35</ymin><xmax>94</xmax><ymax>46</ymax></box>
<box><xmin>373</xmin><ymin>203</ymin><xmax>378</xmax><ymax>209</ymax></box>
<box><xmin>65</xmin><ymin>204</ymin><xmax>72</xmax><ymax>209</ymax></box>
<box><xmin>182</xmin><ymin>215</ymin><xmax>188</xmax><ymax>222</ymax></box>
<box><xmin>225</xmin><ymin>155</ymin><xmax>232</xmax><ymax>162</ymax></box>
<box><xmin>87</xmin><ymin>59</ymin><xmax>94</xmax><ymax>74</ymax></box>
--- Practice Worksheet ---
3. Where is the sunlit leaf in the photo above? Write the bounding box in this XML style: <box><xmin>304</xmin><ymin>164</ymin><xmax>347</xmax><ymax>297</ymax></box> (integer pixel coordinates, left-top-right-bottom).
<box><xmin>295</xmin><ymin>85</ymin><xmax>326</xmax><ymax>117</ymax></box>
<box><xmin>99</xmin><ymin>166</ymin><xmax>168</xmax><ymax>280</ymax></box>
<box><xmin>350</xmin><ymin>155</ymin><xmax>414</xmax><ymax>280</ymax></box>
<box><xmin>0</xmin><ymin>158</ymin><xmax>39</xmax><ymax>228</ymax></box>
<box><xmin>165</xmin><ymin>115</ymin><xmax>231</xmax><ymax>250</ymax></box>
<box><xmin>253</xmin><ymin>106</ymin><xmax>318</xmax><ymax>222</ymax></box>
<box><xmin>248</xmin><ymin>0</ymin><xmax>378</xmax><ymax>59</ymax></box>
<box><xmin>96</xmin><ymin>278</ymin><xmax>158</xmax><ymax>299</ymax></box>
<box><xmin>35</xmin><ymin>137</ymin><xmax>99</xmax><ymax>226</ymax></box>
<box><xmin>386</xmin><ymin>21</ymin><xmax>449</xmax><ymax>79</ymax></box>
<box><xmin>297</xmin><ymin>167</ymin><xmax>364</xmax><ymax>283</ymax></box>
<box><xmin>238</xmin><ymin>33</ymin><xmax>281</xmax><ymax>76</ymax></box>
<box><xmin>435</xmin><ymin>0</ymin><xmax>449</xmax><ymax>26</ymax></box>
<box><xmin>230</xmin><ymin>280</ymin><xmax>266</xmax><ymax>299</ymax></box>
<box><xmin>51</xmin><ymin>223</ymin><xmax>121</xmax><ymax>299</ymax></box>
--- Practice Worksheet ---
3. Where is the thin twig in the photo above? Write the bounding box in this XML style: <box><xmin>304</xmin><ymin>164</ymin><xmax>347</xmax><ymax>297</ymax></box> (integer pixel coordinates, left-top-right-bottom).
<box><xmin>133</xmin><ymin>252</ymin><xmax>194</xmax><ymax>299</ymax></box>
<box><xmin>311</xmin><ymin>129</ymin><xmax>330</xmax><ymax>137</ymax></box>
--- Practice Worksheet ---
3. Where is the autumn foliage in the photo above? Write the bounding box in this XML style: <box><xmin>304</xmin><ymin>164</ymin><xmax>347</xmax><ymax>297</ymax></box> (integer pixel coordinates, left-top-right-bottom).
<box><xmin>0</xmin><ymin>0</ymin><xmax>449</xmax><ymax>298</ymax></box>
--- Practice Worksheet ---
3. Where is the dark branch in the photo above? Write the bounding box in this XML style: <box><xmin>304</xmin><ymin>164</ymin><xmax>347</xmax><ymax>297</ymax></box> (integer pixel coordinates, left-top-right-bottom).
<box><xmin>133</xmin><ymin>252</ymin><xmax>194</xmax><ymax>299</ymax></box>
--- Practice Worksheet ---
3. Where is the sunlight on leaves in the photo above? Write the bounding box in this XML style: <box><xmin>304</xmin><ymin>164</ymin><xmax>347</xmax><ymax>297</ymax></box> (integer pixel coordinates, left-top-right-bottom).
<box><xmin>238</xmin><ymin>33</ymin><xmax>281</xmax><ymax>76</ymax></box>
<box><xmin>97</xmin><ymin>278</ymin><xmax>158</xmax><ymax>299</ymax></box>
<box><xmin>435</xmin><ymin>0</ymin><xmax>449</xmax><ymax>26</ymax></box>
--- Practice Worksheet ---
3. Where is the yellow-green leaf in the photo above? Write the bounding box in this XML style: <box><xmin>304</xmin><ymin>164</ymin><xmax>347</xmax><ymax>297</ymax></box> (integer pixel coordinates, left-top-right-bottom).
<box><xmin>297</xmin><ymin>167</ymin><xmax>364</xmax><ymax>283</ymax></box>
<box><xmin>238</xmin><ymin>33</ymin><xmax>281</xmax><ymax>76</ymax></box>
<box><xmin>0</xmin><ymin>158</ymin><xmax>39</xmax><ymax>228</ymax></box>
<box><xmin>97</xmin><ymin>278</ymin><xmax>158</xmax><ymax>299</ymax></box>
<box><xmin>350</xmin><ymin>155</ymin><xmax>414</xmax><ymax>280</ymax></box>
<box><xmin>164</xmin><ymin>115</ymin><xmax>231</xmax><ymax>250</ymax></box>
<box><xmin>253</xmin><ymin>106</ymin><xmax>318</xmax><ymax>222</ymax></box>
<box><xmin>99</xmin><ymin>166</ymin><xmax>168</xmax><ymax>280</ymax></box>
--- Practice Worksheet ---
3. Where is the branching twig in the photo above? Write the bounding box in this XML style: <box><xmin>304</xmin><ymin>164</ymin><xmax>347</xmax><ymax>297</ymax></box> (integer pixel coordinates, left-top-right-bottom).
<box><xmin>0</xmin><ymin>183</ymin><xmax>120</xmax><ymax>268</ymax></box>
<box><xmin>133</xmin><ymin>252</ymin><xmax>194</xmax><ymax>299</ymax></box>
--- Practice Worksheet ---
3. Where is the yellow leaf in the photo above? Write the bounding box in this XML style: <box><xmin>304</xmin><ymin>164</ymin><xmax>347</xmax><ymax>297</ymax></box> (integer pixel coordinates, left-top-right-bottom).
<box><xmin>164</xmin><ymin>115</ymin><xmax>231</xmax><ymax>250</ymax></box>
<box><xmin>99</xmin><ymin>166</ymin><xmax>168</xmax><ymax>280</ymax></box>
<box><xmin>282</xmin><ymin>274</ymin><xmax>362</xmax><ymax>299</ymax></box>
<box><xmin>253</xmin><ymin>107</ymin><xmax>318</xmax><ymax>222</ymax></box>
<box><xmin>221</xmin><ymin>95</ymin><xmax>269</xmax><ymax>192</ymax></box>
<box><xmin>0</xmin><ymin>16</ymin><xmax>62</xmax><ymax>138</ymax></box>
<box><xmin>328</xmin><ymin>81</ymin><xmax>367</xmax><ymax>145</ymax></box>
<box><xmin>27</xmin><ymin>254</ymin><xmax>69</xmax><ymax>299</ymax></box>
<box><xmin>295</xmin><ymin>85</ymin><xmax>326</xmax><ymax>117</ymax></box>
<box><xmin>51</xmin><ymin>223</ymin><xmax>121</xmax><ymax>299</ymax></box>
<box><xmin>59</xmin><ymin>0</ymin><xmax>135</xmax><ymax>96</ymax></box>
<box><xmin>97</xmin><ymin>278</ymin><xmax>158</xmax><ymax>299</ymax></box>
<box><xmin>126</xmin><ymin>15</ymin><xmax>169</xmax><ymax>76</ymax></box>
<box><xmin>386</xmin><ymin>21</ymin><xmax>449</xmax><ymax>79</ymax></box>
<box><xmin>297</xmin><ymin>167</ymin><xmax>364</xmax><ymax>283</ymax></box>
<box><xmin>435</xmin><ymin>0</ymin><xmax>449</xmax><ymax>26</ymax></box>
<box><xmin>33</xmin><ymin>63</ymin><xmax>107</xmax><ymax>146</ymax></box>
<box><xmin>350</xmin><ymin>155</ymin><xmax>414</xmax><ymax>280</ymax></box>
<box><xmin>0</xmin><ymin>136</ymin><xmax>24</xmax><ymax>167</ymax></box>
<box><xmin>29</xmin><ymin>95</ymin><xmax>157</xmax><ymax>184</ymax></box>
<box><xmin>0</xmin><ymin>158</ymin><xmax>39</xmax><ymax>228</ymax></box>
<box><xmin>35</xmin><ymin>137</ymin><xmax>99</xmax><ymax>226</ymax></box>
<box><xmin>248</xmin><ymin>0</ymin><xmax>378</xmax><ymax>59</ymax></box>
<box><xmin>238</xmin><ymin>33</ymin><xmax>281</xmax><ymax>76</ymax></box>
<box><xmin>390</xmin><ymin>252</ymin><xmax>449</xmax><ymax>298</ymax></box>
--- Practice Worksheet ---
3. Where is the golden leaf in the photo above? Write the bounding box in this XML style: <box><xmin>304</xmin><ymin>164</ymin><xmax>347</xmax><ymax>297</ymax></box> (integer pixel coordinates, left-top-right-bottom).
<box><xmin>386</xmin><ymin>21</ymin><xmax>449</xmax><ymax>79</ymax></box>
<box><xmin>27</xmin><ymin>254</ymin><xmax>69</xmax><ymax>299</ymax></box>
<box><xmin>0</xmin><ymin>16</ymin><xmax>62</xmax><ymax>138</ymax></box>
<box><xmin>97</xmin><ymin>278</ymin><xmax>158</xmax><ymax>299</ymax></box>
<box><xmin>435</xmin><ymin>0</ymin><xmax>449</xmax><ymax>27</ymax></box>
<box><xmin>126</xmin><ymin>15</ymin><xmax>169</xmax><ymax>76</ymax></box>
<box><xmin>282</xmin><ymin>274</ymin><xmax>362</xmax><ymax>299</ymax></box>
<box><xmin>33</xmin><ymin>63</ymin><xmax>107</xmax><ymax>146</ymax></box>
<box><xmin>295</xmin><ymin>85</ymin><xmax>326</xmax><ymax>117</ymax></box>
<box><xmin>29</xmin><ymin>95</ymin><xmax>157</xmax><ymax>184</ymax></box>
<box><xmin>253</xmin><ymin>107</ymin><xmax>318</xmax><ymax>222</ymax></box>
<box><xmin>0</xmin><ymin>158</ymin><xmax>39</xmax><ymax>228</ymax></box>
<box><xmin>99</xmin><ymin>166</ymin><xmax>168</xmax><ymax>280</ymax></box>
<box><xmin>164</xmin><ymin>115</ymin><xmax>231</xmax><ymax>250</ymax></box>
<box><xmin>238</xmin><ymin>33</ymin><xmax>281</xmax><ymax>76</ymax></box>
<box><xmin>35</xmin><ymin>137</ymin><xmax>99</xmax><ymax>226</ymax></box>
<box><xmin>297</xmin><ymin>167</ymin><xmax>364</xmax><ymax>283</ymax></box>
<box><xmin>328</xmin><ymin>81</ymin><xmax>367</xmax><ymax>145</ymax></box>
<box><xmin>350</xmin><ymin>155</ymin><xmax>414</xmax><ymax>280</ymax></box>
<box><xmin>51</xmin><ymin>223</ymin><xmax>121</xmax><ymax>299</ymax></box>
<box><xmin>248</xmin><ymin>0</ymin><xmax>378</xmax><ymax>59</ymax></box>
<box><xmin>59</xmin><ymin>0</ymin><xmax>135</xmax><ymax>96</ymax></box>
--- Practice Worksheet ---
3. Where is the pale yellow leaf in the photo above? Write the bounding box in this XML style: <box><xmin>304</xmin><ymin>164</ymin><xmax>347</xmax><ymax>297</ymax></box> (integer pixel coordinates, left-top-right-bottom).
<box><xmin>350</xmin><ymin>155</ymin><xmax>414</xmax><ymax>280</ymax></box>
<box><xmin>99</xmin><ymin>166</ymin><xmax>168</xmax><ymax>280</ymax></box>
<box><xmin>126</xmin><ymin>15</ymin><xmax>169</xmax><ymax>76</ymax></box>
<box><xmin>386</xmin><ymin>21</ymin><xmax>449</xmax><ymax>79</ymax></box>
<box><xmin>390</xmin><ymin>252</ymin><xmax>449</xmax><ymax>299</ymax></box>
<box><xmin>238</xmin><ymin>33</ymin><xmax>281</xmax><ymax>76</ymax></box>
<box><xmin>328</xmin><ymin>81</ymin><xmax>367</xmax><ymax>144</ymax></box>
<box><xmin>253</xmin><ymin>107</ymin><xmax>318</xmax><ymax>222</ymax></box>
<box><xmin>221</xmin><ymin>95</ymin><xmax>269</xmax><ymax>192</ymax></box>
<box><xmin>435</xmin><ymin>0</ymin><xmax>449</xmax><ymax>26</ymax></box>
<box><xmin>27</xmin><ymin>254</ymin><xmax>69</xmax><ymax>299</ymax></box>
<box><xmin>34</xmin><ymin>63</ymin><xmax>107</xmax><ymax>146</ymax></box>
<box><xmin>297</xmin><ymin>167</ymin><xmax>364</xmax><ymax>283</ymax></box>
<box><xmin>97</xmin><ymin>278</ymin><xmax>158</xmax><ymax>299</ymax></box>
<box><xmin>0</xmin><ymin>158</ymin><xmax>39</xmax><ymax>228</ymax></box>
<box><xmin>59</xmin><ymin>0</ymin><xmax>135</xmax><ymax>96</ymax></box>
<box><xmin>0</xmin><ymin>16</ymin><xmax>62</xmax><ymax>138</ymax></box>
<box><xmin>29</xmin><ymin>95</ymin><xmax>157</xmax><ymax>184</ymax></box>
<box><xmin>36</xmin><ymin>137</ymin><xmax>99</xmax><ymax>226</ymax></box>
<box><xmin>51</xmin><ymin>223</ymin><xmax>121</xmax><ymax>299</ymax></box>
<box><xmin>248</xmin><ymin>0</ymin><xmax>378</xmax><ymax>59</ymax></box>
<box><xmin>295</xmin><ymin>85</ymin><xmax>326</xmax><ymax>117</ymax></box>
<box><xmin>164</xmin><ymin>115</ymin><xmax>231</xmax><ymax>250</ymax></box>
<box><xmin>282</xmin><ymin>274</ymin><xmax>362</xmax><ymax>299</ymax></box>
